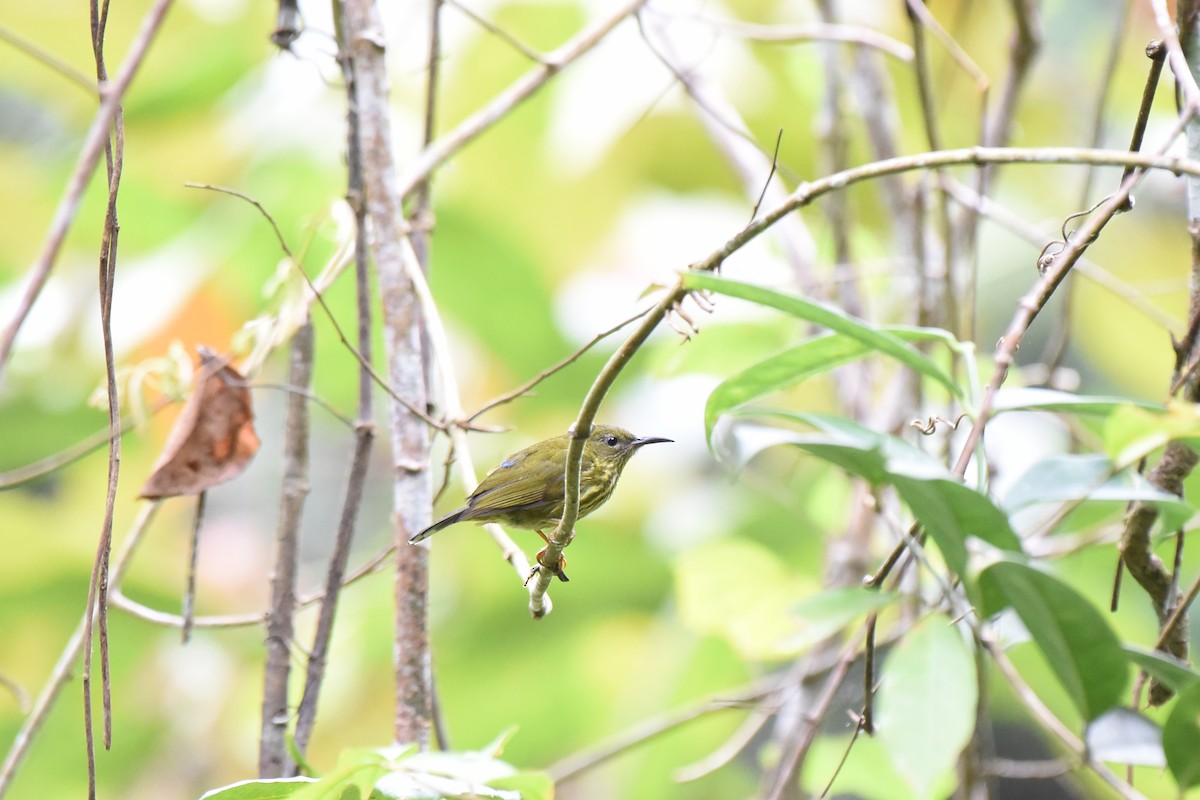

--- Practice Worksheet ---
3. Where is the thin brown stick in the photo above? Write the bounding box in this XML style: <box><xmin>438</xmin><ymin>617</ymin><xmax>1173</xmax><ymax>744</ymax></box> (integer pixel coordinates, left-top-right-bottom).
<box><xmin>394</xmin><ymin>0</ymin><xmax>647</xmax><ymax>200</ymax></box>
<box><xmin>442</xmin><ymin>0</ymin><xmax>544</xmax><ymax>63</ymax></box>
<box><xmin>340</xmin><ymin>0</ymin><xmax>435</xmax><ymax>748</ymax></box>
<box><xmin>763</xmin><ymin>626</ymin><xmax>871</xmax><ymax>800</ymax></box>
<box><xmin>548</xmin><ymin>674</ymin><xmax>788</xmax><ymax>784</ymax></box>
<box><xmin>181</xmin><ymin>492</ymin><xmax>206</xmax><ymax>644</ymax></box>
<box><xmin>185</xmin><ymin>182</ymin><xmax>444</xmax><ymax>431</ymax></box>
<box><xmin>258</xmin><ymin>319</ymin><xmax>313</xmax><ymax>777</ymax></box>
<box><xmin>81</xmin><ymin>1</ymin><xmax>126</xmax><ymax>789</ymax></box>
<box><xmin>465</xmin><ymin>305</ymin><xmax>653</xmax><ymax>422</ymax></box>
<box><xmin>692</xmin><ymin>16</ymin><xmax>913</xmax><ymax>62</ymax></box>
<box><xmin>0</xmin><ymin>23</ymin><xmax>95</xmax><ymax>91</ymax></box>
<box><xmin>292</xmin><ymin>8</ymin><xmax>382</xmax><ymax>753</ymax></box>
<box><xmin>950</xmin><ymin>121</ymin><xmax>1194</xmax><ymax>483</ymax></box>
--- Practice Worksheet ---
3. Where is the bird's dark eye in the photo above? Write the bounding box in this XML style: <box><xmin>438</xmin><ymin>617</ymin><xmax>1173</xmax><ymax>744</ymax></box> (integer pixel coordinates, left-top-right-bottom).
<box><xmin>605</xmin><ymin>435</ymin><xmax>619</xmax><ymax>447</ymax></box>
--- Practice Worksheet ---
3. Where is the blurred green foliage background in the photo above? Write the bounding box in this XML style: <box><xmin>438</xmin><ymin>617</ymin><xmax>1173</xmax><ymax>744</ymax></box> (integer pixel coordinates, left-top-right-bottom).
<box><xmin>2</xmin><ymin>0</ymin><xmax>1198</xmax><ymax>798</ymax></box>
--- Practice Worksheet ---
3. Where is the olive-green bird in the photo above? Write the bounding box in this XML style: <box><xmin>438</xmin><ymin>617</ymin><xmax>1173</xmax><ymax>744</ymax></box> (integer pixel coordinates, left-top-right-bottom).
<box><xmin>409</xmin><ymin>425</ymin><xmax>671</xmax><ymax>578</ymax></box>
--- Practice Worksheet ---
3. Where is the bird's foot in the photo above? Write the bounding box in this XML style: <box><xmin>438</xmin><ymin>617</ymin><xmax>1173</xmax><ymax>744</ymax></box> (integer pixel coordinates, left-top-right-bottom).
<box><xmin>530</xmin><ymin>546</ymin><xmax>569</xmax><ymax>583</ymax></box>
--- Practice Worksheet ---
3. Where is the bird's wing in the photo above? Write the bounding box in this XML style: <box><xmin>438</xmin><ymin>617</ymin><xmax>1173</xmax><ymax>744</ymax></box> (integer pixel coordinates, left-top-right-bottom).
<box><xmin>462</xmin><ymin>442</ymin><xmax>566</xmax><ymax>516</ymax></box>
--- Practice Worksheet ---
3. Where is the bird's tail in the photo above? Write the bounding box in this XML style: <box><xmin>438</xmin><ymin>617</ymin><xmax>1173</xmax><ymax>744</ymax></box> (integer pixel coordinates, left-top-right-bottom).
<box><xmin>409</xmin><ymin>509</ymin><xmax>465</xmax><ymax>543</ymax></box>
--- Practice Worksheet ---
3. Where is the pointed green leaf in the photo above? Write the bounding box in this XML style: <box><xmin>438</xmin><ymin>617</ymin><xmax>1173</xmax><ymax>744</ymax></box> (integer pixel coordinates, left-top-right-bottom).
<box><xmin>727</xmin><ymin>411</ymin><xmax>1020</xmax><ymax>576</ymax></box>
<box><xmin>1003</xmin><ymin>454</ymin><xmax>1193</xmax><ymax>532</ymax></box>
<box><xmin>682</xmin><ymin>272</ymin><xmax>960</xmax><ymax>398</ymax></box>
<box><xmin>1104</xmin><ymin>402</ymin><xmax>1200</xmax><ymax>468</ymax></box>
<box><xmin>1164</xmin><ymin>683</ymin><xmax>1200</xmax><ymax>789</ymax></box>
<box><xmin>705</xmin><ymin>334</ymin><xmax>873</xmax><ymax>437</ymax></box>
<box><xmin>200</xmin><ymin>778</ymin><xmax>317</xmax><ymax>800</ymax></box>
<box><xmin>1123</xmin><ymin>646</ymin><xmax>1200</xmax><ymax>694</ymax></box>
<box><xmin>994</xmin><ymin>388</ymin><xmax>1162</xmax><ymax>416</ymax></box>
<box><xmin>705</xmin><ymin>326</ymin><xmax>973</xmax><ymax>440</ymax></box>
<box><xmin>980</xmin><ymin>562</ymin><xmax>1127</xmax><ymax>720</ymax></box>
<box><xmin>784</xmin><ymin>587</ymin><xmax>899</xmax><ymax>651</ymax></box>
<box><xmin>876</xmin><ymin>615</ymin><xmax>977</xmax><ymax>799</ymax></box>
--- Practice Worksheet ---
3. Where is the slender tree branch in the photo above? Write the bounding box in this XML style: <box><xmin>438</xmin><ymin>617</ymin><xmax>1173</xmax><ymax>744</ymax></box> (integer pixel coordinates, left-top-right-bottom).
<box><xmin>340</xmin><ymin>0</ymin><xmax>434</xmax><ymax>747</ymax></box>
<box><xmin>82</xmin><ymin>1</ymin><xmax>127</xmax><ymax>790</ymax></box>
<box><xmin>292</xmin><ymin>12</ymin><xmax>381</xmax><ymax>756</ymax></box>
<box><xmin>0</xmin><ymin>23</ymin><xmax>96</xmax><ymax>91</ymax></box>
<box><xmin>394</xmin><ymin>0</ymin><xmax>647</xmax><ymax>200</ymax></box>
<box><xmin>691</xmin><ymin>16</ymin><xmax>913</xmax><ymax>62</ymax></box>
<box><xmin>258</xmin><ymin>319</ymin><xmax>313</xmax><ymax>777</ymax></box>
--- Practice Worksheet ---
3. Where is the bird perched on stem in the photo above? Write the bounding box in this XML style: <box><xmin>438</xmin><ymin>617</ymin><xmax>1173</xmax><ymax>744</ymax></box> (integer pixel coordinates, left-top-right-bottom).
<box><xmin>410</xmin><ymin>424</ymin><xmax>671</xmax><ymax>581</ymax></box>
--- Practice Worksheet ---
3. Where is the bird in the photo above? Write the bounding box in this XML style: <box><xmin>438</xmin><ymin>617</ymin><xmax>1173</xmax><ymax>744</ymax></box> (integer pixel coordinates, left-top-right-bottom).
<box><xmin>409</xmin><ymin>424</ymin><xmax>672</xmax><ymax>580</ymax></box>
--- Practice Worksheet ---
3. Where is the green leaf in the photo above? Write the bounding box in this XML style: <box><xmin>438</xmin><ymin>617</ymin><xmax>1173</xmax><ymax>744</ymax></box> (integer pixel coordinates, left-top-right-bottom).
<box><xmin>704</xmin><ymin>334</ymin><xmax>873</xmax><ymax>438</ymax></box>
<box><xmin>291</xmin><ymin>762</ymin><xmax>386</xmax><ymax>800</ymax></box>
<box><xmin>1003</xmin><ymin>454</ymin><xmax>1193</xmax><ymax>532</ymax></box>
<box><xmin>890</xmin><ymin>474</ymin><xmax>1019</xmax><ymax>577</ymax></box>
<box><xmin>682</xmin><ymin>272</ymin><xmax>961</xmax><ymax>399</ymax></box>
<box><xmin>723</xmin><ymin>411</ymin><xmax>1021</xmax><ymax>576</ymax></box>
<box><xmin>1124</xmin><ymin>646</ymin><xmax>1200</xmax><ymax>694</ymax></box>
<box><xmin>783</xmin><ymin>587</ymin><xmax>899</xmax><ymax>651</ymax></box>
<box><xmin>486</xmin><ymin>772</ymin><xmax>555</xmax><ymax>800</ymax></box>
<box><xmin>876</xmin><ymin>615</ymin><xmax>977</xmax><ymax>799</ymax></box>
<box><xmin>1103</xmin><ymin>402</ymin><xmax>1200</xmax><ymax>468</ymax></box>
<box><xmin>980</xmin><ymin>562</ymin><xmax>1127</xmax><ymax>721</ymax></box>
<box><xmin>993</xmin><ymin>388</ymin><xmax>1162</xmax><ymax>416</ymax></box>
<box><xmin>199</xmin><ymin>779</ymin><xmax>318</xmax><ymax>800</ymax></box>
<box><xmin>1164</xmin><ymin>683</ymin><xmax>1200</xmax><ymax>789</ymax></box>
<box><xmin>704</xmin><ymin>326</ymin><xmax>971</xmax><ymax>440</ymax></box>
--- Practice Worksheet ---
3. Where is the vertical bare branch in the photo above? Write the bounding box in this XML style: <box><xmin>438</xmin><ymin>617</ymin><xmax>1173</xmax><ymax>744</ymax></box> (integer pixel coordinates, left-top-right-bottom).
<box><xmin>1114</xmin><ymin>0</ymin><xmax>1200</xmax><ymax>706</ymax></box>
<box><xmin>81</xmin><ymin>0</ymin><xmax>128</xmax><ymax>793</ymax></box>
<box><xmin>291</xmin><ymin>6</ymin><xmax>381</xmax><ymax>755</ymax></box>
<box><xmin>259</xmin><ymin>319</ymin><xmax>313</xmax><ymax>777</ymax></box>
<box><xmin>339</xmin><ymin>0</ymin><xmax>434</xmax><ymax>747</ymax></box>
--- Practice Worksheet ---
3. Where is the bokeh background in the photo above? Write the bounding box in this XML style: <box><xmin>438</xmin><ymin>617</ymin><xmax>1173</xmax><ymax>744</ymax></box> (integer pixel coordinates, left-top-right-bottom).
<box><xmin>2</xmin><ymin>0</ymin><xmax>1196</xmax><ymax>797</ymax></box>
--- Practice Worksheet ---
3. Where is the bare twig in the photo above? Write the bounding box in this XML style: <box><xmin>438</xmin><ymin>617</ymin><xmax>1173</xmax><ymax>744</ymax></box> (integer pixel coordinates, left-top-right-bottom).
<box><xmin>292</xmin><ymin>7</ymin><xmax>381</xmax><ymax>756</ymax></box>
<box><xmin>950</xmin><ymin>122</ymin><xmax>1194</xmax><ymax>483</ymax></box>
<box><xmin>340</xmin><ymin>0</ymin><xmax>434</xmax><ymax>747</ymax></box>
<box><xmin>185</xmin><ymin>182</ymin><xmax>443</xmax><ymax>430</ymax></box>
<box><xmin>394</xmin><ymin>0</ymin><xmax>647</xmax><ymax>200</ymax></box>
<box><xmin>181</xmin><ymin>492</ymin><xmax>206</xmax><ymax>643</ymax></box>
<box><xmin>465</xmin><ymin>305</ymin><xmax>653</xmax><ymax>422</ymax></box>
<box><xmin>258</xmin><ymin>319</ymin><xmax>313</xmax><ymax>777</ymax></box>
<box><xmin>82</xmin><ymin>1</ymin><xmax>129</xmax><ymax>791</ymax></box>
<box><xmin>693</xmin><ymin>16</ymin><xmax>913</xmax><ymax>62</ymax></box>
<box><xmin>987</xmin><ymin>639</ymin><xmax>1148</xmax><ymax>800</ymax></box>
<box><xmin>0</xmin><ymin>23</ymin><xmax>95</xmax><ymax>92</ymax></box>
<box><xmin>941</xmin><ymin>179</ymin><xmax>1180</xmax><ymax>331</ymax></box>
<box><xmin>442</xmin><ymin>0</ymin><xmax>544</xmax><ymax>63</ymax></box>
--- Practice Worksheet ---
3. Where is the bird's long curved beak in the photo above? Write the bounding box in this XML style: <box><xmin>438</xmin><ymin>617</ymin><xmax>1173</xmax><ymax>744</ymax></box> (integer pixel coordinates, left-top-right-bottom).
<box><xmin>633</xmin><ymin>436</ymin><xmax>673</xmax><ymax>448</ymax></box>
